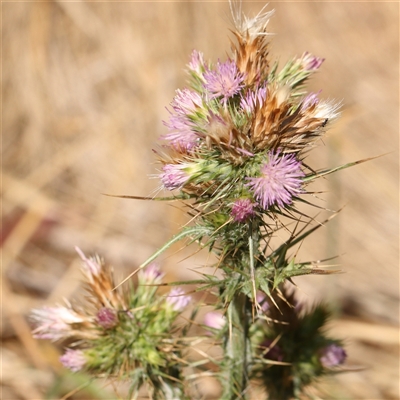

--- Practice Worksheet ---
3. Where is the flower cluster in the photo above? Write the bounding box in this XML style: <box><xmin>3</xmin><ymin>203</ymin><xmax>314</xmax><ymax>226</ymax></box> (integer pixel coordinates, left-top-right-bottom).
<box><xmin>29</xmin><ymin>4</ymin><xmax>354</xmax><ymax>399</ymax></box>
<box><xmin>30</xmin><ymin>249</ymin><xmax>190</xmax><ymax>394</ymax></box>
<box><xmin>156</xmin><ymin>15</ymin><xmax>339</xmax><ymax>231</ymax></box>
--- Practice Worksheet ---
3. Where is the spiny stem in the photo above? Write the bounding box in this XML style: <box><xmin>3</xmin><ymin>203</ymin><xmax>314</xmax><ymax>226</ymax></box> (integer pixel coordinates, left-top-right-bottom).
<box><xmin>223</xmin><ymin>292</ymin><xmax>249</xmax><ymax>400</ymax></box>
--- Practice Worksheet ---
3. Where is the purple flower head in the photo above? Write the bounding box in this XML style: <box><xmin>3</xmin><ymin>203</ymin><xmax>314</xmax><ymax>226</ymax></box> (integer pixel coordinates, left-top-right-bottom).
<box><xmin>60</xmin><ymin>349</ymin><xmax>86</xmax><ymax>372</ymax></box>
<box><xmin>160</xmin><ymin>164</ymin><xmax>189</xmax><ymax>191</ymax></box>
<box><xmin>246</xmin><ymin>152</ymin><xmax>305</xmax><ymax>210</ymax></box>
<box><xmin>171</xmin><ymin>89</ymin><xmax>203</xmax><ymax>115</ymax></box>
<box><xmin>260</xmin><ymin>339</ymin><xmax>284</xmax><ymax>362</ymax></box>
<box><xmin>203</xmin><ymin>60</ymin><xmax>245</xmax><ymax>104</ymax></box>
<box><xmin>320</xmin><ymin>344</ymin><xmax>347</xmax><ymax>368</ymax></box>
<box><xmin>31</xmin><ymin>306</ymin><xmax>86</xmax><ymax>341</ymax></box>
<box><xmin>96</xmin><ymin>307</ymin><xmax>118</xmax><ymax>329</ymax></box>
<box><xmin>240</xmin><ymin>86</ymin><xmax>268</xmax><ymax>114</ymax></box>
<box><xmin>162</xmin><ymin>115</ymin><xmax>199</xmax><ymax>150</ymax></box>
<box><xmin>300</xmin><ymin>51</ymin><xmax>325</xmax><ymax>71</ymax></box>
<box><xmin>139</xmin><ymin>263</ymin><xmax>164</xmax><ymax>284</ymax></box>
<box><xmin>166</xmin><ymin>288</ymin><xmax>191</xmax><ymax>312</ymax></box>
<box><xmin>204</xmin><ymin>311</ymin><xmax>226</xmax><ymax>330</ymax></box>
<box><xmin>231</xmin><ymin>198</ymin><xmax>256</xmax><ymax>223</ymax></box>
<box><xmin>188</xmin><ymin>50</ymin><xmax>205</xmax><ymax>75</ymax></box>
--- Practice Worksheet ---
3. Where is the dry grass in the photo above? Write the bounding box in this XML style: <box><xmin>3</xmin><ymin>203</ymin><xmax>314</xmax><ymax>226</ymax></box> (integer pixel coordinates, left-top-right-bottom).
<box><xmin>2</xmin><ymin>2</ymin><xmax>399</xmax><ymax>399</ymax></box>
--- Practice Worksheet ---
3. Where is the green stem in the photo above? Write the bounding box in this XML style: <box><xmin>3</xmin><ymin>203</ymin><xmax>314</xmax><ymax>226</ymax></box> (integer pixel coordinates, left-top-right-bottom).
<box><xmin>221</xmin><ymin>221</ymin><xmax>260</xmax><ymax>399</ymax></box>
<box><xmin>222</xmin><ymin>292</ymin><xmax>250</xmax><ymax>400</ymax></box>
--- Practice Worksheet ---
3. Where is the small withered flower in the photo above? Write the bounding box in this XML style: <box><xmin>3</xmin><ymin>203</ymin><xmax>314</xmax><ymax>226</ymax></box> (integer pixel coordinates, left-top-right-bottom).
<box><xmin>75</xmin><ymin>247</ymin><xmax>126</xmax><ymax>310</ymax></box>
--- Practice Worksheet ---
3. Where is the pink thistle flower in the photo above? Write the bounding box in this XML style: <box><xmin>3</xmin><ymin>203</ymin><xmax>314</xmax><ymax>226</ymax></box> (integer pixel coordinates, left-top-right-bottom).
<box><xmin>60</xmin><ymin>349</ymin><xmax>86</xmax><ymax>372</ymax></box>
<box><xmin>162</xmin><ymin>89</ymin><xmax>205</xmax><ymax>150</ymax></box>
<box><xmin>31</xmin><ymin>306</ymin><xmax>87</xmax><ymax>341</ymax></box>
<box><xmin>160</xmin><ymin>164</ymin><xmax>190</xmax><ymax>190</ymax></box>
<box><xmin>139</xmin><ymin>263</ymin><xmax>164</xmax><ymax>285</ymax></box>
<box><xmin>231</xmin><ymin>198</ymin><xmax>256</xmax><ymax>223</ymax></box>
<box><xmin>320</xmin><ymin>344</ymin><xmax>347</xmax><ymax>367</ymax></box>
<box><xmin>240</xmin><ymin>86</ymin><xmax>268</xmax><ymax>114</ymax></box>
<box><xmin>96</xmin><ymin>307</ymin><xmax>118</xmax><ymax>329</ymax></box>
<box><xmin>163</xmin><ymin>115</ymin><xmax>199</xmax><ymax>150</ymax></box>
<box><xmin>204</xmin><ymin>311</ymin><xmax>226</xmax><ymax>330</ymax></box>
<box><xmin>171</xmin><ymin>89</ymin><xmax>203</xmax><ymax>115</ymax></box>
<box><xmin>166</xmin><ymin>288</ymin><xmax>191</xmax><ymax>312</ymax></box>
<box><xmin>204</xmin><ymin>60</ymin><xmax>245</xmax><ymax>104</ymax></box>
<box><xmin>188</xmin><ymin>50</ymin><xmax>205</xmax><ymax>75</ymax></box>
<box><xmin>246</xmin><ymin>152</ymin><xmax>305</xmax><ymax>209</ymax></box>
<box><xmin>300</xmin><ymin>51</ymin><xmax>325</xmax><ymax>70</ymax></box>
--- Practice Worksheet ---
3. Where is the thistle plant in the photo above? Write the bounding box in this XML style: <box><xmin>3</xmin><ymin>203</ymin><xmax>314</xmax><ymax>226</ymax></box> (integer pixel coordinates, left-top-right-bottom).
<box><xmin>30</xmin><ymin>3</ymin><xmax>371</xmax><ymax>399</ymax></box>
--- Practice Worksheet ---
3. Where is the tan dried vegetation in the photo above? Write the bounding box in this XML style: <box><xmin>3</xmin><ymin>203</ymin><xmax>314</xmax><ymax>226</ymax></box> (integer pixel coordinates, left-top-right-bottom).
<box><xmin>2</xmin><ymin>2</ymin><xmax>398</xmax><ymax>399</ymax></box>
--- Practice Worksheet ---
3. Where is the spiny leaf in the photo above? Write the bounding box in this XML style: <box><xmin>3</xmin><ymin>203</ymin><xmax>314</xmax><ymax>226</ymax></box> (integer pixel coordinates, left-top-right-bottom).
<box><xmin>303</xmin><ymin>155</ymin><xmax>383</xmax><ymax>183</ymax></box>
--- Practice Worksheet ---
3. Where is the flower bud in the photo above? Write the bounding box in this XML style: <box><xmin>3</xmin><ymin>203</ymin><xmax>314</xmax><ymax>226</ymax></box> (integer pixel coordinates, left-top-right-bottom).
<box><xmin>320</xmin><ymin>343</ymin><xmax>347</xmax><ymax>367</ymax></box>
<box><xmin>204</xmin><ymin>311</ymin><xmax>226</xmax><ymax>330</ymax></box>
<box><xmin>139</xmin><ymin>263</ymin><xmax>164</xmax><ymax>285</ymax></box>
<box><xmin>231</xmin><ymin>198</ymin><xmax>255</xmax><ymax>223</ymax></box>
<box><xmin>96</xmin><ymin>307</ymin><xmax>118</xmax><ymax>329</ymax></box>
<box><xmin>166</xmin><ymin>288</ymin><xmax>191</xmax><ymax>312</ymax></box>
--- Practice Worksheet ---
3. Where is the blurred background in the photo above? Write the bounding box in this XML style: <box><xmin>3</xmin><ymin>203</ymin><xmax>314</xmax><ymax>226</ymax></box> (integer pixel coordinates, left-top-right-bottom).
<box><xmin>2</xmin><ymin>1</ymin><xmax>399</xmax><ymax>399</ymax></box>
